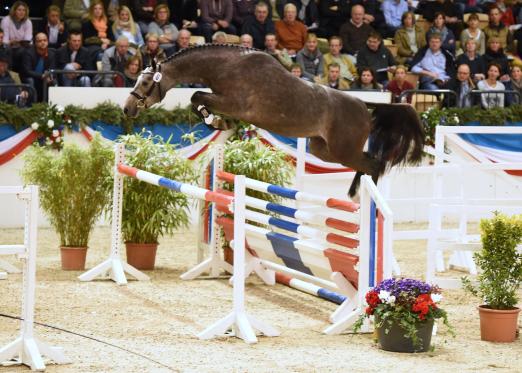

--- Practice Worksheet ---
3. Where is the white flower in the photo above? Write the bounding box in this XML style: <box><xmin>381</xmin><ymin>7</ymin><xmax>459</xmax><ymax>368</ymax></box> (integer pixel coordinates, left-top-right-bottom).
<box><xmin>31</xmin><ymin>122</ymin><xmax>39</xmax><ymax>130</ymax></box>
<box><xmin>378</xmin><ymin>290</ymin><xmax>391</xmax><ymax>302</ymax></box>
<box><xmin>56</xmin><ymin>105</ymin><xmax>64</xmax><ymax>113</ymax></box>
<box><xmin>431</xmin><ymin>293</ymin><xmax>443</xmax><ymax>303</ymax></box>
<box><xmin>47</xmin><ymin>119</ymin><xmax>54</xmax><ymax>128</ymax></box>
<box><xmin>67</xmin><ymin>119</ymin><xmax>72</xmax><ymax>124</ymax></box>
<box><xmin>388</xmin><ymin>295</ymin><xmax>396</xmax><ymax>305</ymax></box>
<box><xmin>453</xmin><ymin>115</ymin><xmax>460</xmax><ymax>124</ymax></box>
<box><xmin>55</xmin><ymin>136</ymin><xmax>61</xmax><ymax>143</ymax></box>
<box><xmin>45</xmin><ymin>138</ymin><xmax>52</xmax><ymax>145</ymax></box>
<box><xmin>52</xmin><ymin>129</ymin><xmax>59</xmax><ymax>137</ymax></box>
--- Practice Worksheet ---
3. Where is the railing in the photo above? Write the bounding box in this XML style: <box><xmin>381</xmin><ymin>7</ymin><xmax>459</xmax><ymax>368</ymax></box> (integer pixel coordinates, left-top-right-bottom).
<box><xmin>467</xmin><ymin>89</ymin><xmax>521</xmax><ymax>108</ymax></box>
<box><xmin>399</xmin><ymin>89</ymin><xmax>457</xmax><ymax>111</ymax></box>
<box><xmin>0</xmin><ymin>84</ymin><xmax>37</xmax><ymax>106</ymax></box>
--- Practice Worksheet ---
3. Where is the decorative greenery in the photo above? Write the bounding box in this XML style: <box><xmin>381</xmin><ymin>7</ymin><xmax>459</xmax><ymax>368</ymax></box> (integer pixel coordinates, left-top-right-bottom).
<box><xmin>120</xmin><ymin>132</ymin><xmax>200</xmax><ymax>244</ymax></box>
<box><xmin>21</xmin><ymin>136</ymin><xmax>113</xmax><ymax>247</ymax></box>
<box><xmin>462</xmin><ymin>212</ymin><xmax>522</xmax><ymax>310</ymax></box>
<box><xmin>29</xmin><ymin>104</ymin><xmax>67</xmax><ymax>149</ymax></box>
<box><xmin>354</xmin><ymin>278</ymin><xmax>454</xmax><ymax>349</ymax></box>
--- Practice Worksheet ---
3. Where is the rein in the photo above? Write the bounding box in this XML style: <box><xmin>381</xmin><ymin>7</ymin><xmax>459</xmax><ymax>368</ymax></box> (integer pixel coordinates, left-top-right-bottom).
<box><xmin>130</xmin><ymin>64</ymin><xmax>163</xmax><ymax>108</ymax></box>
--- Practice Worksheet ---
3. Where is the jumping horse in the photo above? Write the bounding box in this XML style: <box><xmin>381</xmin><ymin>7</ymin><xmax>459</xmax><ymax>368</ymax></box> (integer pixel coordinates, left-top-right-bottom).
<box><xmin>123</xmin><ymin>44</ymin><xmax>424</xmax><ymax>196</ymax></box>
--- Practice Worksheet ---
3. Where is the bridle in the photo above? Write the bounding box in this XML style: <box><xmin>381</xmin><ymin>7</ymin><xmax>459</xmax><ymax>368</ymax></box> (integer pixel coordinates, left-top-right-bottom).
<box><xmin>130</xmin><ymin>64</ymin><xmax>163</xmax><ymax>108</ymax></box>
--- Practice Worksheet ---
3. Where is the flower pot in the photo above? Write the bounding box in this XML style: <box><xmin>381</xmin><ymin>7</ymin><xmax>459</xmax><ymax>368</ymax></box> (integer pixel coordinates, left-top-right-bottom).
<box><xmin>60</xmin><ymin>246</ymin><xmax>88</xmax><ymax>270</ymax></box>
<box><xmin>375</xmin><ymin>316</ymin><xmax>434</xmax><ymax>353</ymax></box>
<box><xmin>125</xmin><ymin>242</ymin><xmax>158</xmax><ymax>270</ymax></box>
<box><xmin>477</xmin><ymin>305</ymin><xmax>520</xmax><ymax>343</ymax></box>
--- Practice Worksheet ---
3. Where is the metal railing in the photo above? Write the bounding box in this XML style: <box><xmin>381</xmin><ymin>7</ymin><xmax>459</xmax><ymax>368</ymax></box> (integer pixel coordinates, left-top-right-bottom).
<box><xmin>42</xmin><ymin>69</ymin><xmax>126</xmax><ymax>102</ymax></box>
<box><xmin>399</xmin><ymin>89</ymin><xmax>457</xmax><ymax>112</ymax></box>
<box><xmin>0</xmin><ymin>84</ymin><xmax>37</xmax><ymax>106</ymax></box>
<box><xmin>467</xmin><ymin>89</ymin><xmax>521</xmax><ymax>108</ymax></box>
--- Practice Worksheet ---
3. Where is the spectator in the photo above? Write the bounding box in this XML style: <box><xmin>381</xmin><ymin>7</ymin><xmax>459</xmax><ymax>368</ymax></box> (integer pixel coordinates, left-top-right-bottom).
<box><xmin>296</xmin><ymin>33</ymin><xmax>323</xmax><ymax>81</ymax></box>
<box><xmin>316</xmin><ymin>0</ymin><xmax>351</xmax><ymax>39</ymax></box>
<box><xmin>112</xmin><ymin>6</ymin><xmax>145</xmax><ymax>49</ymax></box>
<box><xmin>411</xmin><ymin>33</ymin><xmax>455</xmax><ymax>90</ymax></box>
<box><xmin>63</xmin><ymin>0</ymin><xmax>91</xmax><ymax>31</ymax></box>
<box><xmin>106</xmin><ymin>0</ymin><xmax>124</xmax><ymax>22</ymax></box>
<box><xmin>138</xmin><ymin>32</ymin><xmax>167</xmax><ymax>66</ymax></box>
<box><xmin>101</xmin><ymin>36</ymin><xmax>134</xmax><ymax>87</ymax></box>
<box><xmin>339</xmin><ymin>4</ymin><xmax>374</xmax><ymax>56</ymax></box>
<box><xmin>483</xmin><ymin>37</ymin><xmax>510</xmax><ymax>80</ymax></box>
<box><xmin>264</xmin><ymin>33</ymin><xmax>293</xmax><ymax>69</ymax></box>
<box><xmin>387</xmin><ymin>65</ymin><xmax>414</xmax><ymax>102</ymax></box>
<box><xmin>394</xmin><ymin>11</ymin><xmax>427</xmax><ymax>66</ymax></box>
<box><xmin>289</xmin><ymin>62</ymin><xmax>312</xmax><ymax>81</ymax></box>
<box><xmin>176</xmin><ymin>29</ymin><xmax>192</xmax><ymax>51</ymax></box>
<box><xmin>351</xmin><ymin>66</ymin><xmax>382</xmax><ymax>89</ymax></box>
<box><xmin>148</xmin><ymin>4</ymin><xmax>179</xmax><ymax>53</ymax></box>
<box><xmin>444</xmin><ymin>63</ymin><xmax>476</xmax><ymax>108</ymax></box>
<box><xmin>319</xmin><ymin>62</ymin><xmax>350</xmax><ymax>89</ymax></box>
<box><xmin>200</xmin><ymin>0</ymin><xmax>237</xmax><ymax>43</ymax></box>
<box><xmin>351</xmin><ymin>0</ymin><xmax>385</xmax><ymax>32</ymax></box>
<box><xmin>242</xmin><ymin>2</ymin><xmax>275</xmax><ymax>50</ymax></box>
<box><xmin>417</xmin><ymin>0</ymin><xmax>462</xmax><ymax>38</ymax></box>
<box><xmin>1</xmin><ymin>2</ymin><xmax>32</xmax><ymax>57</ymax></box>
<box><xmin>20</xmin><ymin>33</ymin><xmax>56</xmax><ymax>101</ymax></box>
<box><xmin>0</xmin><ymin>28</ymin><xmax>12</xmax><ymax>67</ymax></box>
<box><xmin>275</xmin><ymin>3</ymin><xmax>307</xmax><ymax>56</ymax></box>
<box><xmin>483</xmin><ymin>6</ymin><xmax>510</xmax><ymax>50</ymax></box>
<box><xmin>179</xmin><ymin>0</ymin><xmax>200</xmax><ymax>33</ymax></box>
<box><xmin>381</xmin><ymin>0</ymin><xmax>408</xmax><ymax>38</ymax></box>
<box><xmin>129</xmin><ymin>0</ymin><xmax>167</xmax><ymax>35</ymax></box>
<box><xmin>276</xmin><ymin>0</ymin><xmax>319</xmax><ymax>31</ymax></box>
<box><xmin>82</xmin><ymin>0</ymin><xmax>114</xmax><ymax>60</ymax></box>
<box><xmin>322</xmin><ymin>36</ymin><xmax>357</xmax><ymax>83</ymax></box>
<box><xmin>212</xmin><ymin>31</ymin><xmax>228</xmax><ymax>43</ymax></box>
<box><xmin>38</xmin><ymin>5</ymin><xmax>69</xmax><ymax>50</ymax></box>
<box><xmin>56</xmin><ymin>32</ymin><xmax>93</xmax><ymax>87</ymax></box>
<box><xmin>0</xmin><ymin>52</ymin><xmax>29</xmax><ymax>105</ymax></box>
<box><xmin>477</xmin><ymin>62</ymin><xmax>505</xmax><ymax>108</ymax></box>
<box><xmin>233</xmin><ymin>0</ymin><xmax>257</xmax><ymax>30</ymax></box>
<box><xmin>460</xmin><ymin>13</ymin><xmax>486</xmax><ymax>56</ymax></box>
<box><xmin>456</xmin><ymin>39</ymin><xmax>486</xmax><ymax>82</ymax></box>
<box><xmin>122</xmin><ymin>55</ymin><xmax>142</xmax><ymax>87</ymax></box>
<box><xmin>426</xmin><ymin>12</ymin><xmax>456</xmax><ymax>55</ymax></box>
<box><xmin>240</xmin><ymin>33</ymin><xmax>254</xmax><ymax>47</ymax></box>
<box><xmin>356</xmin><ymin>32</ymin><xmax>396</xmax><ymax>86</ymax></box>
<box><xmin>506</xmin><ymin>65</ymin><xmax>522</xmax><ymax>104</ymax></box>
<box><xmin>494</xmin><ymin>0</ymin><xmax>515</xmax><ymax>26</ymax></box>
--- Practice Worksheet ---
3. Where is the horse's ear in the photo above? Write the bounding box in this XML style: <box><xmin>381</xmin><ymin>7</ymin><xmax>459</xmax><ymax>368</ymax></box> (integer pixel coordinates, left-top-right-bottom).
<box><xmin>151</xmin><ymin>58</ymin><xmax>157</xmax><ymax>70</ymax></box>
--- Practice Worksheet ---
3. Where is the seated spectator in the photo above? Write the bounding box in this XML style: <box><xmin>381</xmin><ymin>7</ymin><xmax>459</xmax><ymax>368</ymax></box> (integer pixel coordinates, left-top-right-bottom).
<box><xmin>456</xmin><ymin>39</ymin><xmax>486</xmax><ymax>82</ymax></box>
<box><xmin>0</xmin><ymin>28</ymin><xmax>13</xmax><ymax>67</ymax></box>
<box><xmin>394</xmin><ymin>11</ymin><xmax>427</xmax><ymax>66</ymax></box>
<box><xmin>200</xmin><ymin>0</ymin><xmax>237</xmax><ymax>43</ymax></box>
<box><xmin>417</xmin><ymin>0</ymin><xmax>462</xmax><ymax>38</ymax></box>
<box><xmin>240</xmin><ymin>34</ymin><xmax>254</xmax><ymax>48</ymax></box>
<box><xmin>148</xmin><ymin>4</ymin><xmax>179</xmax><ymax>54</ymax></box>
<box><xmin>387</xmin><ymin>65</ymin><xmax>414</xmax><ymax>103</ymax></box>
<box><xmin>119</xmin><ymin>55</ymin><xmax>142</xmax><ymax>87</ymax></box>
<box><xmin>319</xmin><ymin>62</ymin><xmax>350</xmax><ymax>89</ymax></box>
<box><xmin>381</xmin><ymin>0</ymin><xmax>408</xmax><ymax>38</ymax></box>
<box><xmin>63</xmin><ymin>0</ymin><xmax>90</xmax><ymax>31</ymax></box>
<box><xmin>351</xmin><ymin>66</ymin><xmax>382</xmax><ymax>90</ymax></box>
<box><xmin>138</xmin><ymin>32</ymin><xmax>167</xmax><ymax>66</ymax></box>
<box><xmin>129</xmin><ymin>0</ymin><xmax>167</xmax><ymax>35</ymax></box>
<box><xmin>101</xmin><ymin>36</ymin><xmax>134</xmax><ymax>87</ymax></box>
<box><xmin>460</xmin><ymin>13</ymin><xmax>486</xmax><ymax>56</ymax></box>
<box><xmin>494</xmin><ymin>0</ymin><xmax>515</xmax><ymax>27</ymax></box>
<box><xmin>426</xmin><ymin>12</ymin><xmax>456</xmax><ymax>55</ymax></box>
<box><xmin>290</xmin><ymin>62</ymin><xmax>312</xmax><ymax>81</ymax></box>
<box><xmin>0</xmin><ymin>52</ymin><xmax>29</xmax><ymax>105</ymax></box>
<box><xmin>242</xmin><ymin>2</ymin><xmax>275</xmax><ymax>50</ymax></box>
<box><xmin>176</xmin><ymin>29</ymin><xmax>192</xmax><ymax>51</ymax></box>
<box><xmin>322</xmin><ymin>36</ymin><xmax>357</xmax><ymax>83</ymax></box>
<box><xmin>356</xmin><ymin>32</ymin><xmax>396</xmax><ymax>86</ymax></box>
<box><xmin>477</xmin><ymin>62</ymin><xmax>505</xmax><ymax>108</ymax></box>
<box><xmin>233</xmin><ymin>0</ymin><xmax>257</xmax><ymax>30</ymax></box>
<box><xmin>106</xmin><ymin>0</ymin><xmax>124</xmax><ymax>22</ymax></box>
<box><xmin>179</xmin><ymin>0</ymin><xmax>200</xmax><ymax>33</ymax></box>
<box><xmin>339</xmin><ymin>4</ymin><xmax>374</xmax><ymax>57</ymax></box>
<box><xmin>275</xmin><ymin>3</ymin><xmax>308</xmax><ymax>56</ymax></box>
<box><xmin>82</xmin><ymin>0</ymin><xmax>115</xmax><ymax>60</ymax></box>
<box><xmin>506</xmin><ymin>65</ymin><xmax>522</xmax><ymax>104</ymax></box>
<box><xmin>20</xmin><ymin>33</ymin><xmax>56</xmax><ymax>101</ymax></box>
<box><xmin>351</xmin><ymin>0</ymin><xmax>385</xmax><ymax>33</ymax></box>
<box><xmin>264</xmin><ymin>33</ymin><xmax>293</xmax><ymax>69</ymax></box>
<box><xmin>56</xmin><ymin>32</ymin><xmax>94</xmax><ymax>87</ymax></box>
<box><xmin>296</xmin><ymin>33</ymin><xmax>323</xmax><ymax>81</ymax></box>
<box><xmin>277</xmin><ymin>0</ymin><xmax>319</xmax><ymax>31</ymax></box>
<box><xmin>39</xmin><ymin>5</ymin><xmax>69</xmax><ymax>50</ymax></box>
<box><xmin>212</xmin><ymin>31</ymin><xmax>228</xmax><ymax>44</ymax></box>
<box><xmin>1</xmin><ymin>1</ymin><xmax>32</xmax><ymax>68</ymax></box>
<box><xmin>483</xmin><ymin>6</ymin><xmax>509</xmax><ymax>50</ymax></box>
<box><xmin>411</xmin><ymin>33</ymin><xmax>455</xmax><ymax>90</ymax></box>
<box><xmin>444</xmin><ymin>63</ymin><xmax>476</xmax><ymax>108</ymax></box>
<box><xmin>483</xmin><ymin>37</ymin><xmax>510</xmax><ymax>81</ymax></box>
<box><xmin>112</xmin><ymin>6</ymin><xmax>145</xmax><ymax>49</ymax></box>
<box><xmin>317</xmin><ymin>0</ymin><xmax>351</xmax><ymax>39</ymax></box>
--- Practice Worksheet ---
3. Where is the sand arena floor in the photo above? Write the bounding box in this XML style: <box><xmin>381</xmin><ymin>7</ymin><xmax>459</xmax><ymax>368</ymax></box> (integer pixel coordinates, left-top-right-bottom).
<box><xmin>0</xmin><ymin>225</ymin><xmax>521</xmax><ymax>373</ymax></box>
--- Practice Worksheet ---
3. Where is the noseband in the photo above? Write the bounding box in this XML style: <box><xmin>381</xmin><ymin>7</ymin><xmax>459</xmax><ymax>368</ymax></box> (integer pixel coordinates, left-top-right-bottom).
<box><xmin>130</xmin><ymin>64</ymin><xmax>163</xmax><ymax>108</ymax></box>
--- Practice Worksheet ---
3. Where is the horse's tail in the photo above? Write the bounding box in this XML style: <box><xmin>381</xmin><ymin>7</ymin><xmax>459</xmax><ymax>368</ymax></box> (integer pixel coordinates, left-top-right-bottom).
<box><xmin>348</xmin><ymin>103</ymin><xmax>424</xmax><ymax>197</ymax></box>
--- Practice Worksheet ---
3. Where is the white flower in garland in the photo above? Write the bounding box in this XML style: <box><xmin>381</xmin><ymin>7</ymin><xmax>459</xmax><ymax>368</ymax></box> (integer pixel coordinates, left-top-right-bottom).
<box><xmin>47</xmin><ymin>119</ymin><xmax>54</xmax><ymax>128</ymax></box>
<box><xmin>55</xmin><ymin>136</ymin><xmax>62</xmax><ymax>143</ymax></box>
<box><xmin>56</xmin><ymin>105</ymin><xmax>64</xmax><ymax>114</ymax></box>
<box><xmin>31</xmin><ymin>122</ymin><xmax>39</xmax><ymax>130</ymax></box>
<box><xmin>52</xmin><ymin>129</ymin><xmax>59</xmax><ymax>137</ymax></box>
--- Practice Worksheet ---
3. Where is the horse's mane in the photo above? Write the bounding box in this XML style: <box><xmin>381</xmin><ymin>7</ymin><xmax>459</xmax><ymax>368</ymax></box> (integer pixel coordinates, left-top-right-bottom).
<box><xmin>164</xmin><ymin>43</ymin><xmax>260</xmax><ymax>63</ymax></box>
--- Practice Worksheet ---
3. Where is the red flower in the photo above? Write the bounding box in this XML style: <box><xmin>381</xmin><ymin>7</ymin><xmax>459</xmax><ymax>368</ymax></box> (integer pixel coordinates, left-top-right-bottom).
<box><xmin>366</xmin><ymin>290</ymin><xmax>380</xmax><ymax>308</ymax></box>
<box><xmin>412</xmin><ymin>294</ymin><xmax>436</xmax><ymax>320</ymax></box>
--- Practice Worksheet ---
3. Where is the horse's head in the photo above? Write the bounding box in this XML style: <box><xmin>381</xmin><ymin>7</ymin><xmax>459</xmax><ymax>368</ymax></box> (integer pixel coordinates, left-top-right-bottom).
<box><xmin>123</xmin><ymin>60</ymin><xmax>167</xmax><ymax>117</ymax></box>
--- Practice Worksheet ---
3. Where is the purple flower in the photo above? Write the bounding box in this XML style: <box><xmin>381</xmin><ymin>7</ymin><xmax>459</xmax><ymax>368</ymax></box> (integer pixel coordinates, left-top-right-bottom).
<box><xmin>374</xmin><ymin>278</ymin><xmax>431</xmax><ymax>298</ymax></box>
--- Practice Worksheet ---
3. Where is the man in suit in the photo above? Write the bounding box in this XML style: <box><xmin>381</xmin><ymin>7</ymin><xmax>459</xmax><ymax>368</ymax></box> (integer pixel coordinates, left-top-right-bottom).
<box><xmin>21</xmin><ymin>33</ymin><xmax>56</xmax><ymax>101</ymax></box>
<box><xmin>56</xmin><ymin>31</ymin><xmax>94</xmax><ymax>86</ymax></box>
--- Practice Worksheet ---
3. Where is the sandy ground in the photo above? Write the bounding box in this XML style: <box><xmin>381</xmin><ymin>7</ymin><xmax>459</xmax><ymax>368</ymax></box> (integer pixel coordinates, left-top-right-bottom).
<box><xmin>0</xmin><ymin>225</ymin><xmax>521</xmax><ymax>373</ymax></box>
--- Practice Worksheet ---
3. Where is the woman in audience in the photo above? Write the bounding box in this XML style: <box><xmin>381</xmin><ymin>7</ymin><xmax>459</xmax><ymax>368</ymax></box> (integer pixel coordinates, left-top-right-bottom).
<box><xmin>477</xmin><ymin>62</ymin><xmax>506</xmax><ymax>108</ymax></box>
<box><xmin>506</xmin><ymin>65</ymin><xmax>522</xmax><ymax>105</ymax></box>
<box><xmin>123</xmin><ymin>55</ymin><xmax>142</xmax><ymax>87</ymax></box>
<box><xmin>112</xmin><ymin>6</ymin><xmax>144</xmax><ymax>49</ymax></box>
<box><xmin>387</xmin><ymin>65</ymin><xmax>414</xmax><ymax>102</ymax></box>
<box><xmin>394</xmin><ymin>11</ymin><xmax>426</xmax><ymax>66</ymax></box>
<box><xmin>483</xmin><ymin>37</ymin><xmax>510</xmax><ymax>82</ymax></box>
<box><xmin>138</xmin><ymin>32</ymin><xmax>167</xmax><ymax>66</ymax></box>
<box><xmin>351</xmin><ymin>67</ymin><xmax>382</xmax><ymax>90</ymax></box>
<box><xmin>460</xmin><ymin>13</ymin><xmax>486</xmax><ymax>55</ymax></box>
<box><xmin>426</xmin><ymin>12</ymin><xmax>455</xmax><ymax>55</ymax></box>
<box><xmin>82</xmin><ymin>0</ymin><xmax>114</xmax><ymax>58</ymax></box>
<box><xmin>296</xmin><ymin>33</ymin><xmax>323</xmax><ymax>82</ymax></box>
<box><xmin>456</xmin><ymin>39</ymin><xmax>486</xmax><ymax>82</ymax></box>
<box><xmin>148</xmin><ymin>4</ymin><xmax>179</xmax><ymax>54</ymax></box>
<box><xmin>1</xmin><ymin>1</ymin><xmax>32</xmax><ymax>49</ymax></box>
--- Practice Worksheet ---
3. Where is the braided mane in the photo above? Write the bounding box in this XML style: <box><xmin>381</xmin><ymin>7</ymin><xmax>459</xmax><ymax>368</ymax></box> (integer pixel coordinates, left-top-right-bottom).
<box><xmin>163</xmin><ymin>43</ymin><xmax>260</xmax><ymax>63</ymax></box>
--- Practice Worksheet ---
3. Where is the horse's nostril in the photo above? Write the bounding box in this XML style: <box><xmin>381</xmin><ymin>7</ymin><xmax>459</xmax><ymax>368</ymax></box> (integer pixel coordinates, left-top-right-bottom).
<box><xmin>123</xmin><ymin>107</ymin><xmax>128</xmax><ymax>114</ymax></box>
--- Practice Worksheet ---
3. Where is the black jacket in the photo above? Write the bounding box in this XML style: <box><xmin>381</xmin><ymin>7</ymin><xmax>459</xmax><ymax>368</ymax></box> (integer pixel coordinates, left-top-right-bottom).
<box><xmin>81</xmin><ymin>21</ymin><xmax>115</xmax><ymax>46</ymax></box>
<box><xmin>456</xmin><ymin>53</ymin><xmax>486</xmax><ymax>80</ymax></box>
<box><xmin>21</xmin><ymin>48</ymin><xmax>57</xmax><ymax>80</ymax></box>
<box><xmin>241</xmin><ymin>16</ymin><xmax>275</xmax><ymax>50</ymax></box>
<box><xmin>443</xmin><ymin>77</ymin><xmax>477</xmax><ymax>107</ymax></box>
<box><xmin>356</xmin><ymin>44</ymin><xmax>396</xmax><ymax>83</ymax></box>
<box><xmin>56</xmin><ymin>45</ymin><xmax>94</xmax><ymax>71</ymax></box>
<box><xmin>37</xmin><ymin>18</ymin><xmax>69</xmax><ymax>49</ymax></box>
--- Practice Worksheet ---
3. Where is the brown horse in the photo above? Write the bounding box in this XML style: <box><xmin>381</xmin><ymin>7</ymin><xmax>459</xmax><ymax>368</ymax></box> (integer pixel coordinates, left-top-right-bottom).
<box><xmin>123</xmin><ymin>44</ymin><xmax>424</xmax><ymax>196</ymax></box>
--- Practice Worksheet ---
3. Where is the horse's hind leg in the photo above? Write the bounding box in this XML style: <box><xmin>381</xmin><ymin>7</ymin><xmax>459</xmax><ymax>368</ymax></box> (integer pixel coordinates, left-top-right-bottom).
<box><xmin>190</xmin><ymin>91</ymin><xmax>233</xmax><ymax>130</ymax></box>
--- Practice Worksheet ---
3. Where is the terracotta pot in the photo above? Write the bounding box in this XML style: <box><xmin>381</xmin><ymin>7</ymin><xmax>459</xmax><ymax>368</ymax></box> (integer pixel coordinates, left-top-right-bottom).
<box><xmin>375</xmin><ymin>315</ymin><xmax>434</xmax><ymax>353</ymax></box>
<box><xmin>477</xmin><ymin>305</ymin><xmax>520</xmax><ymax>342</ymax></box>
<box><xmin>125</xmin><ymin>242</ymin><xmax>158</xmax><ymax>270</ymax></box>
<box><xmin>60</xmin><ymin>246</ymin><xmax>88</xmax><ymax>270</ymax></box>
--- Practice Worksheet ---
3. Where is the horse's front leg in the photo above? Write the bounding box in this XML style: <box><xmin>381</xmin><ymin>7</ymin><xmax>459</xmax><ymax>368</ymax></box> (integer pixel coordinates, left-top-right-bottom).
<box><xmin>190</xmin><ymin>91</ymin><xmax>233</xmax><ymax>130</ymax></box>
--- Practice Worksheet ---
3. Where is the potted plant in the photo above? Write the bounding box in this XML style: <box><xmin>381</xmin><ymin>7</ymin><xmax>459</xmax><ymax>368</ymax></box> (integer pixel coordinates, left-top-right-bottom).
<box><xmin>119</xmin><ymin>132</ymin><xmax>199</xmax><ymax>270</ymax></box>
<box><xmin>462</xmin><ymin>212</ymin><xmax>522</xmax><ymax>342</ymax></box>
<box><xmin>21</xmin><ymin>136</ymin><xmax>113</xmax><ymax>270</ymax></box>
<box><xmin>354</xmin><ymin>278</ymin><xmax>454</xmax><ymax>352</ymax></box>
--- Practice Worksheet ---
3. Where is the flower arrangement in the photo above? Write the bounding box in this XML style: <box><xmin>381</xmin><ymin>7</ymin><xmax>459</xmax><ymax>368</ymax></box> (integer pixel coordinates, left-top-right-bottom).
<box><xmin>29</xmin><ymin>104</ymin><xmax>68</xmax><ymax>150</ymax></box>
<box><xmin>354</xmin><ymin>278</ymin><xmax>453</xmax><ymax>349</ymax></box>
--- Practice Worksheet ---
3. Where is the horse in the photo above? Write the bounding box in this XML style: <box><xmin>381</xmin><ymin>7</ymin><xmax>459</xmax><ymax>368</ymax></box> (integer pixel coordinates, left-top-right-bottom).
<box><xmin>123</xmin><ymin>44</ymin><xmax>424</xmax><ymax>197</ymax></box>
